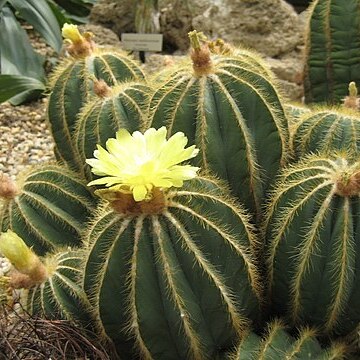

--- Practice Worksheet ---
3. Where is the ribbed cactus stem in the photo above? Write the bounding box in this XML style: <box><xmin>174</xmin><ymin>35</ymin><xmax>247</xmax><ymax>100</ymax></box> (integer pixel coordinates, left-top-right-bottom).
<box><xmin>335</xmin><ymin>170</ymin><xmax>360</xmax><ymax>196</ymax></box>
<box><xmin>0</xmin><ymin>174</ymin><xmax>18</xmax><ymax>199</ymax></box>
<box><xmin>188</xmin><ymin>30</ymin><xmax>213</xmax><ymax>76</ymax></box>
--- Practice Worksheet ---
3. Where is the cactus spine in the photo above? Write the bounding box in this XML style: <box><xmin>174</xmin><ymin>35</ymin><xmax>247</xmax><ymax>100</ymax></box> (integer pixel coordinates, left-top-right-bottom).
<box><xmin>0</xmin><ymin>165</ymin><xmax>96</xmax><ymax>255</ymax></box>
<box><xmin>83</xmin><ymin>177</ymin><xmax>262</xmax><ymax>359</ymax></box>
<box><xmin>229</xmin><ymin>320</ymin><xmax>347</xmax><ymax>360</ymax></box>
<box><xmin>27</xmin><ymin>249</ymin><xmax>94</xmax><ymax>329</ymax></box>
<box><xmin>265</xmin><ymin>154</ymin><xmax>360</xmax><ymax>335</ymax></box>
<box><xmin>304</xmin><ymin>0</ymin><xmax>360</xmax><ymax>104</ymax></box>
<box><xmin>291</xmin><ymin>106</ymin><xmax>360</xmax><ymax>159</ymax></box>
<box><xmin>75</xmin><ymin>81</ymin><xmax>151</xmax><ymax>179</ymax></box>
<box><xmin>292</xmin><ymin>83</ymin><xmax>360</xmax><ymax>158</ymax></box>
<box><xmin>47</xmin><ymin>26</ymin><xmax>145</xmax><ymax>173</ymax></box>
<box><xmin>150</xmin><ymin>31</ymin><xmax>289</xmax><ymax>216</ymax></box>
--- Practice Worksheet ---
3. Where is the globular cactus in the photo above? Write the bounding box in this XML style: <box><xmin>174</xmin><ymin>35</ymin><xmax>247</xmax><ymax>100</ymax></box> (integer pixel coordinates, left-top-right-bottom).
<box><xmin>75</xmin><ymin>80</ymin><xmax>151</xmax><ymax>179</ymax></box>
<box><xmin>27</xmin><ymin>249</ymin><xmax>94</xmax><ymax>329</ymax></box>
<box><xmin>47</xmin><ymin>24</ymin><xmax>145</xmax><ymax>173</ymax></box>
<box><xmin>265</xmin><ymin>153</ymin><xmax>360</xmax><ymax>336</ymax></box>
<box><xmin>0</xmin><ymin>165</ymin><xmax>96</xmax><ymax>255</ymax></box>
<box><xmin>83</xmin><ymin>127</ymin><xmax>262</xmax><ymax>359</ymax></box>
<box><xmin>291</xmin><ymin>106</ymin><xmax>360</xmax><ymax>159</ymax></box>
<box><xmin>291</xmin><ymin>84</ymin><xmax>360</xmax><ymax>159</ymax></box>
<box><xmin>228</xmin><ymin>320</ymin><xmax>347</xmax><ymax>360</ymax></box>
<box><xmin>150</xmin><ymin>30</ymin><xmax>289</xmax><ymax>217</ymax></box>
<box><xmin>285</xmin><ymin>103</ymin><xmax>311</xmax><ymax>127</ymax></box>
<box><xmin>0</xmin><ymin>231</ymin><xmax>94</xmax><ymax>330</ymax></box>
<box><xmin>304</xmin><ymin>0</ymin><xmax>360</xmax><ymax>104</ymax></box>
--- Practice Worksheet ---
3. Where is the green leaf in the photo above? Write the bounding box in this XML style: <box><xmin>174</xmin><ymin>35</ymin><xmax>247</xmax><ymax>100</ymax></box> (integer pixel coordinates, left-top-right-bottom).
<box><xmin>8</xmin><ymin>0</ymin><xmax>62</xmax><ymax>52</ymax></box>
<box><xmin>46</xmin><ymin>0</ymin><xmax>70</xmax><ymax>27</ymax></box>
<box><xmin>0</xmin><ymin>74</ymin><xmax>45</xmax><ymax>103</ymax></box>
<box><xmin>0</xmin><ymin>0</ymin><xmax>7</xmax><ymax>10</ymax></box>
<box><xmin>0</xmin><ymin>6</ymin><xmax>45</xmax><ymax>80</ymax></box>
<box><xmin>52</xmin><ymin>0</ymin><xmax>92</xmax><ymax>17</ymax></box>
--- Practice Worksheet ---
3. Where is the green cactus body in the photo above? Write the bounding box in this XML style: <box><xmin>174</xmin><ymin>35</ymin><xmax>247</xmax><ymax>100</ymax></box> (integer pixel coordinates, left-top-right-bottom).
<box><xmin>229</xmin><ymin>320</ymin><xmax>347</xmax><ymax>360</ymax></box>
<box><xmin>83</xmin><ymin>177</ymin><xmax>262</xmax><ymax>359</ymax></box>
<box><xmin>47</xmin><ymin>48</ymin><xmax>145</xmax><ymax>173</ymax></box>
<box><xmin>150</xmin><ymin>35</ymin><xmax>289</xmax><ymax>216</ymax></box>
<box><xmin>265</xmin><ymin>154</ymin><xmax>360</xmax><ymax>335</ymax></box>
<box><xmin>285</xmin><ymin>103</ymin><xmax>311</xmax><ymax>128</ymax></box>
<box><xmin>27</xmin><ymin>249</ymin><xmax>94</xmax><ymax>329</ymax></box>
<box><xmin>0</xmin><ymin>165</ymin><xmax>96</xmax><ymax>255</ymax></box>
<box><xmin>304</xmin><ymin>0</ymin><xmax>360</xmax><ymax>104</ymax></box>
<box><xmin>291</xmin><ymin>107</ymin><xmax>360</xmax><ymax>158</ymax></box>
<box><xmin>75</xmin><ymin>81</ymin><xmax>151</xmax><ymax>179</ymax></box>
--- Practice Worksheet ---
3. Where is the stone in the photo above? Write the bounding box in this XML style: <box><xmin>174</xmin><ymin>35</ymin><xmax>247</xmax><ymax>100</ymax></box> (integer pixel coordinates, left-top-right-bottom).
<box><xmin>90</xmin><ymin>0</ymin><xmax>136</xmax><ymax>36</ymax></box>
<box><xmin>159</xmin><ymin>1</ymin><xmax>193</xmax><ymax>52</ymax></box>
<box><xmin>190</xmin><ymin>0</ymin><xmax>303</xmax><ymax>57</ymax></box>
<box><xmin>79</xmin><ymin>24</ymin><xmax>121</xmax><ymax>47</ymax></box>
<box><xmin>265</xmin><ymin>53</ymin><xmax>304</xmax><ymax>101</ymax></box>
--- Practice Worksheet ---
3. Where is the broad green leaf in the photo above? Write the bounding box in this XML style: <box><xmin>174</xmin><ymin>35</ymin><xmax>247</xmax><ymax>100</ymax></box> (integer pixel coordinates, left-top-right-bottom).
<box><xmin>9</xmin><ymin>0</ymin><xmax>62</xmax><ymax>52</ymax></box>
<box><xmin>0</xmin><ymin>6</ymin><xmax>45</xmax><ymax>80</ymax></box>
<box><xmin>0</xmin><ymin>74</ymin><xmax>45</xmax><ymax>103</ymax></box>
<box><xmin>52</xmin><ymin>0</ymin><xmax>92</xmax><ymax>17</ymax></box>
<box><xmin>46</xmin><ymin>0</ymin><xmax>70</xmax><ymax>27</ymax></box>
<box><xmin>0</xmin><ymin>0</ymin><xmax>7</xmax><ymax>10</ymax></box>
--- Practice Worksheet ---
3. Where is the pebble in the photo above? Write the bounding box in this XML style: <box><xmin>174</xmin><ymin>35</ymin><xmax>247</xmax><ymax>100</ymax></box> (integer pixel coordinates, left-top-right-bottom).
<box><xmin>0</xmin><ymin>99</ymin><xmax>55</xmax><ymax>181</ymax></box>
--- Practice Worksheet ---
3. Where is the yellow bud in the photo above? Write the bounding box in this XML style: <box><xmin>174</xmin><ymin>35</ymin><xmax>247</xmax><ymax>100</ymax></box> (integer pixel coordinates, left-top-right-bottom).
<box><xmin>349</xmin><ymin>81</ymin><xmax>358</xmax><ymax>97</ymax></box>
<box><xmin>0</xmin><ymin>230</ymin><xmax>39</xmax><ymax>274</ymax></box>
<box><xmin>62</xmin><ymin>23</ymin><xmax>83</xmax><ymax>43</ymax></box>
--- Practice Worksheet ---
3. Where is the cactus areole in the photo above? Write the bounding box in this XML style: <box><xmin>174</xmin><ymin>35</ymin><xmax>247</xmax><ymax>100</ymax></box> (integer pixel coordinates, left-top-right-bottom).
<box><xmin>266</xmin><ymin>154</ymin><xmax>360</xmax><ymax>335</ymax></box>
<box><xmin>150</xmin><ymin>30</ymin><xmax>289</xmax><ymax>216</ymax></box>
<box><xmin>84</xmin><ymin>128</ymin><xmax>262</xmax><ymax>359</ymax></box>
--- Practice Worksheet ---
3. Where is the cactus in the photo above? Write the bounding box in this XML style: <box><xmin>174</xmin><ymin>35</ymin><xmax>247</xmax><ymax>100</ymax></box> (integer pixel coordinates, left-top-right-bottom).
<box><xmin>292</xmin><ymin>83</ymin><xmax>360</xmax><ymax>158</ymax></box>
<box><xmin>228</xmin><ymin>320</ymin><xmax>347</xmax><ymax>360</ymax></box>
<box><xmin>0</xmin><ymin>165</ymin><xmax>96</xmax><ymax>255</ymax></box>
<box><xmin>291</xmin><ymin>107</ymin><xmax>360</xmax><ymax>159</ymax></box>
<box><xmin>150</xmin><ymin>31</ymin><xmax>289</xmax><ymax>216</ymax></box>
<box><xmin>285</xmin><ymin>103</ymin><xmax>311</xmax><ymax>126</ymax></box>
<box><xmin>82</xmin><ymin>127</ymin><xmax>262</xmax><ymax>359</ymax></box>
<box><xmin>265</xmin><ymin>153</ymin><xmax>360</xmax><ymax>335</ymax></box>
<box><xmin>304</xmin><ymin>0</ymin><xmax>360</xmax><ymax>104</ymax></box>
<box><xmin>0</xmin><ymin>231</ymin><xmax>94</xmax><ymax>330</ymax></box>
<box><xmin>47</xmin><ymin>25</ymin><xmax>145</xmax><ymax>173</ymax></box>
<box><xmin>27</xmin><ymin>249</ymin><xmax>95</xmax><ymax>329</ymax></box>
<box><xmin>75</xmin><ymin>80</ymin><xmax>151</xmax><ymax>179</ymax></box>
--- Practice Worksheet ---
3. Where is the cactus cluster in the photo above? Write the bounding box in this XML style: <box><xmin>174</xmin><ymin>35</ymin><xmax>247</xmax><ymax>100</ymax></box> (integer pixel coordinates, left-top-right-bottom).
<box><xmin>1</xmin><ymin>25</ymin><xmax>360</xmax><ymax>359</ymax></box>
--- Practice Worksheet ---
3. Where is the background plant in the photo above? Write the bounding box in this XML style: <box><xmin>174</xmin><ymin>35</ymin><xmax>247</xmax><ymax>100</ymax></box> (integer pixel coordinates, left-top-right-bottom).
<box><xmin>0</xmin><ymin>0</ymin><xmax>97</xmax><ymax>105</ymax></box>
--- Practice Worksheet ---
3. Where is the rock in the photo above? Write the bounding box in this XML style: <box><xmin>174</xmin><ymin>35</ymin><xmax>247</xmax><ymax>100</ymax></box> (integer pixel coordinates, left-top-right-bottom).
<box><xmin>191</xmin><ymin>0</ymin><xmax>303</xmax><ymax>57</ymax></box>
<box><xmin>265</xmin><ymin>49</ymin><xmax>304</xmax><ymax>101</ymax></box>
<box><xmin>79</xmin><ymin>24</ymin><xmax>121</xmax><ymax>47</ymax></box>
<box><xmin>90</xmin><ymin>0</ymin><xmax>136</xmax><ymax>36</ymax></box>
<box><xmin>159</xmin><ymin>1</ymin><xmax>193</xmax><ymax>52</ymax></box>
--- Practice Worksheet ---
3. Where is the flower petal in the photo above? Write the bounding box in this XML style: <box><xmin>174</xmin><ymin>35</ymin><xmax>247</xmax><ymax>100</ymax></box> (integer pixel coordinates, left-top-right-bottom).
<box><xmin>132</xmin><ymin>185</ymin><xmax>148</xmax><ymax>201</ymax></box>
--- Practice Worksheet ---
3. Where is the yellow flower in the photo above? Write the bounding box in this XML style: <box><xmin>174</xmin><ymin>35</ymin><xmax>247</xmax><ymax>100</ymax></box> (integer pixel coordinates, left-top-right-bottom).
<box><xmin>0</xmin><ymin>230</ymin><xmax>39</xmax><ymax>274</ymax></box>
<box><xmin>62</xmin><ymin>23</ymin><xmax>83</xmax><ymax>43</ymax></box>
<box><xmin>86</xmin><ymin>127</ymin><xmax>200</xmax><ymax>201</ymax></box>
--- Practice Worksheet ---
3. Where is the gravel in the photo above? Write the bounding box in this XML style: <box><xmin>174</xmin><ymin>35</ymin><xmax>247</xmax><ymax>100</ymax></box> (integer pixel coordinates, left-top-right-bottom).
<box><xmin>0</xmin><ymin>99</ymin><xmax>55</xmax><ymax>180</ymax></box>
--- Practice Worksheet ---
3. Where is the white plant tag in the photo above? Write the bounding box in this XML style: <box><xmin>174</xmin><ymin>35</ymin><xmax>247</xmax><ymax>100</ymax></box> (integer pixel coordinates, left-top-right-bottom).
<box><xmin>121</xmin><ymin>33</ymin><xmax>163</xmax><ymax>52</ymax></box>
